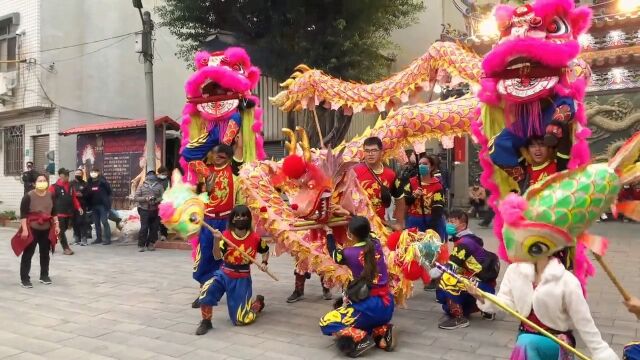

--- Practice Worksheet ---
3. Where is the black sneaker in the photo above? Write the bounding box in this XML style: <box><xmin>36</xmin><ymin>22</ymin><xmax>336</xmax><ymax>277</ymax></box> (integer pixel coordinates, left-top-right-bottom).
<box><xmin>424</xmin><ymin>280</ymin><xmax>438</xmax><ymax>292</ymax></box>
<box><xmin>39</xmin><ymin>276</ymin><xmax>52</xmax><ymax>285</ymax></box>
<box><xmin>191</xmin><ymin>297</ymin><xmax>201</xmax><ymax>309</ymax></box>
<box><xmin>348</xmin><ymin>335</ymin><xmax>376</xmax><ymax>358</ymax></box>
<box><xmin>195</xmin><ymin>319</ymin><xmax>212</xmax><ymax>335</ymax></box>
<box><xmin>481</xmin><ymin>311</ymin><xmax>495</xmax><ymax>321</ymax></box>
<box><xmin>382</xmin><ymin>324</ymin><xmax>396</xmax><ymax>352</ymax></box>
<box><xmin>20</xmin><ymin>280</ymin><xmax>33</xmax><ymax>288</ymax></box>
<box><xmin>286</xmin><ymin>290</ymin><xmax>304</xmax><ymax>303</ymax></box>
<box><xmin>102</xmin><ymin>241</ymin><xmax>111</xmax><ymax>245</ymax></box>
<box><xmin>91</xmin><ymin>240</ymin><xmax>102</xmax><ymax>245</ymax></box>
<box><xmin>438</xmin><ymin>316</ymin><xmax>469</xmax><ymax>330</ymax></box>
<box><xmin>322</xmin><ymin>288</ymin><xmax>332</xmax><ymax>300</ymax></box>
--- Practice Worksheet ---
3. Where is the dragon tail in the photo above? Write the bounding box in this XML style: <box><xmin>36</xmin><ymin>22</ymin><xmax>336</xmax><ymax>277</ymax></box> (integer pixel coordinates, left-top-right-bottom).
<box><xmin>609</xmin><ymin>131</ymin><xmax>640</xmax><ymax>221</ymax></box>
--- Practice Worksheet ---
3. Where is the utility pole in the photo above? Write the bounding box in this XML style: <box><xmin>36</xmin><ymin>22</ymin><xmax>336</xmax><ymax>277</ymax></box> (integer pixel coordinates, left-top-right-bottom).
<box><xmin>133</xmin><ymin>0</ymin><xmax>156</xmax><ymax>172</ymax></box>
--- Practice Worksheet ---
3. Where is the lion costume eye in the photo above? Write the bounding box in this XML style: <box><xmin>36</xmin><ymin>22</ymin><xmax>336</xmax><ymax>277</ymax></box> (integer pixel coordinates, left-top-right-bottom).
<box><xmin>547</xmin><ymin>17</ymin><xmax>569</xmax><ymax>35</ymax></box>
<box><xmin>523</xmin><ymin>235</ymin><xmax>557</xmax><ymax>258</ymax></box>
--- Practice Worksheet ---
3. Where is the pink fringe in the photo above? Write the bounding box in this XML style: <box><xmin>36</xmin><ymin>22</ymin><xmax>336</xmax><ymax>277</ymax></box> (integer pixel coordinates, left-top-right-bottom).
<box><xmin>482</xmin><ymin>39</ymin><xmax>580</xmax><ymax>77</ymax></box>
<box><xmin>184</xmin><ymin>66</ymin><xmax>252</xmax><ymax>98</ymax></box>
<box><xmin>573</xmin><ymin>242</ymin><xmax>595</xmax><ymax>297</ymax></box>
<box><xmin>566</xmin><ymin>79</ymin><xmax>591</xmax><ymax>169</ymax></box>
<box><xmin>190</xmin><ymin>235</ymin><xmax>199</xmax><ymax>261</ymax></box>
<box><xmin>194</xmin><ymin>51</ymin><xmax>210</xmax><ymax>70</ymax></box>
<box><xmin>505</xmin><ymin>101</ymin><xmax>543</xmax><ymax>138</ymax></box>
<box><xmin>248</xmin><ymin>95</ymin><xmax>266</xmax><ymax>160</ymax></box>
<box><xmin>158</xmin><ymin>201</ymin><xmax>176</xmax><ymax>221</ymax></box>
<box><xmin>478</xmin><ymin>78</ymin><xmax>500</xmax><ymax>106</ymax></box>
<box><xmin>499</xmin><ymin>194</ymin><xmax>528</xmax><ymax>225</ymax></box>
<box><xmin>471</xmin><ymin>109</ymin><xmax>509</xmax><ymax>261</ymax></box>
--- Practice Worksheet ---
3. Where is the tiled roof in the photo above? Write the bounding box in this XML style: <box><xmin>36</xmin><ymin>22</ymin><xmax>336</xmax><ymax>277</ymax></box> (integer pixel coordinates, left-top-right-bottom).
<box><xmin>60</xmin><ymin>116</ymin><xmax>179</xmax><ymax>136</ymax></box>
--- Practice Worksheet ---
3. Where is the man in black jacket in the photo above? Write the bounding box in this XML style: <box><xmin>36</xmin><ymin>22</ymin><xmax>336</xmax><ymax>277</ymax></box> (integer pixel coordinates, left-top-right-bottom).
<box><xmin>87</xmin><ymin>168</ymin><xmax>112</xmax><ymax>245</ymax></box>
<box><xmin>21</xmin><ymin>161</ymin><xmax>38</xmax><ymax>195</ymax></box>
<box><xmin>71</xmin><ymin>168</ymin><xmax>90</xmax><ymax>246</ymax></box>
<box><xmin>134</xmin><ymin>170</ymin><xmax>164</xmax><ymax>252</ymax></box>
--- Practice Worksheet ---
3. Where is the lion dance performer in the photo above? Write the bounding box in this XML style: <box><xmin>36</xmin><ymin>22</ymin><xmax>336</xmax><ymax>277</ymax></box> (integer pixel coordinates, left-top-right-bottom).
<box><xmin>178</xmin><ymin>47</ymin><xmax>265</xmax><ymax>307</ymax></box>
<box><xmin>159</xmin><ymin>174</ymin><xmax>269</xmax><ymax>335</ymax></box>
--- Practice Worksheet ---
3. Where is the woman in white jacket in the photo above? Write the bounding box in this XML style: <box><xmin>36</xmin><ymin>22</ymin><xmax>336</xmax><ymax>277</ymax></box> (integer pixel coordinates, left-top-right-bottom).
<box><xmin>467</xmin><ymin>254</ymin><xmax>618</xmax><ymax>360</ymax></box>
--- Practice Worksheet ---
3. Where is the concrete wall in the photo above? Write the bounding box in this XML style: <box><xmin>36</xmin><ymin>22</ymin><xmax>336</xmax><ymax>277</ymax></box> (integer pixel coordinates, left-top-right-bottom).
<box><xmin>39</xmin><ymin>0</ymin><xmax>190</xmax><ymax>170</ymax></box>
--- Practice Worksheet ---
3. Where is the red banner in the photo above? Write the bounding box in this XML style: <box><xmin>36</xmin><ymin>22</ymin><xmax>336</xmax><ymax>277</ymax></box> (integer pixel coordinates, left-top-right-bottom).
<box><xmin>454</xmin><ymin>136</ymin><xmax>466</xmax><ymax>162</ymax></box>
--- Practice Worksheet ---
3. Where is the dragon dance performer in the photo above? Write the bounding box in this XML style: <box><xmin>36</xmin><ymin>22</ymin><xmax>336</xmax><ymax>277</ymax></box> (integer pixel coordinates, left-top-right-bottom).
<box><xmin>319</xmin><ymin>217</ymin><xmax>395</xmax><ymax>358</ymax></box>
<box><xmin>522</xmin><ymin>131</ymin><xmax>571</xmax><ymax>192</ymax></box>
<box><xmin>196</xmin><ymin>205</ymin><xmax>268</xmax><ymax>335</ymax></box>
<box><xmin>353</xmin><ymin>137</ymin><xmax>405</xmax><ymax>230</ymax></box>
<box><xmin>191</xmin><ymin>142</ymin><xmax>244</xmax><ymax>308</ymax></box>
<box><xmin>436</xmin><ymin>210</ymin><xmax>499</xmax><ymax>330</ymax></box>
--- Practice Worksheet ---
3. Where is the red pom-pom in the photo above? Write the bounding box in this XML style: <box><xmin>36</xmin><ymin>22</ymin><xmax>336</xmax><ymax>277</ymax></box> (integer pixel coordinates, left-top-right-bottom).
<box><xmin>282</xmin><ymin>155</ymin><xmax>307</xmax><ymax>179</ymax></box>
<box><xmin>402</xmin><ymin>260</ymin><xmax>423</xmax><ymax>281</ymax></box>
<box><xmin>260</xmin><ymin>206</ymin><xmax>267</xmax><ymax>213</ymax></box>
<box><xmin>387</xmin><ymin>231</ymin><xmax>402</xmax><ymax>251</ymax></box>
<box><xmin>291</xmin><ymin>203</ymin><xmax>299</xmax><ymax>210</ymax></box>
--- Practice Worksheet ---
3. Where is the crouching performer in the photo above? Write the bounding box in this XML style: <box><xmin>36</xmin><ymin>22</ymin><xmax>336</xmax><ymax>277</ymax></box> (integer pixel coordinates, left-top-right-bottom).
<box><xmin>319</xmin><ymin>216</ymin><xmax>395</xmax><ymax>358</ymax></box>
<box><xmin>196</xmin><ymin>205</ymin><xmax>268</xmax><ymax>335</ymax></box>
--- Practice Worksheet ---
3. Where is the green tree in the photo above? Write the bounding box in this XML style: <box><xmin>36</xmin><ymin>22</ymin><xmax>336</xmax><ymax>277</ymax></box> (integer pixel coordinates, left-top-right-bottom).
<box><xmin>157</xmin><ymin>0</ymin><xmax>425</xmax><ymax>146</ymax></box>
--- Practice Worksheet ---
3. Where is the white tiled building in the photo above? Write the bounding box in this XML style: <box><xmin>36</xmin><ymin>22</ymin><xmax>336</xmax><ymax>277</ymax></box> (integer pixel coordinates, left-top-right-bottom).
<box><xmin>0</xmin><ymin>0</ymin><xmax>59</xmax><ymax>212</ymax></box>
<box><xmin>0</xmin><ymin>0</ymin><xmax>191</xmax><ymax>212</ymax></box>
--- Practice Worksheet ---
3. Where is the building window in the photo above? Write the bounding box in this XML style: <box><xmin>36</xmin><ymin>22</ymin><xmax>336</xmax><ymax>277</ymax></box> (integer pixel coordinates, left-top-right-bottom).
<box><xmin>4</xmin><ymin>125</ymin><xmax>24</xmax><ymax>176</ymax></box>
<box><xmin>0</xmin><ymin>15</ymin><xmax>18</xmax><ymax>73</ymax></box>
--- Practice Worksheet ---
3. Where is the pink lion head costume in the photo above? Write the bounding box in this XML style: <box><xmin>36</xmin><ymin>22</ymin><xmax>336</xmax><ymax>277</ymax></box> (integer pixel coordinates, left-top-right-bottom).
<box><xmin>180</xmin><ymin>47</ymin><xmax>266</xmax><ymax>183</ymax></box>
<box><xmin>472</xmin><ymin>0</ymin><xmax>594</xmax><ymax>267</ymax></box>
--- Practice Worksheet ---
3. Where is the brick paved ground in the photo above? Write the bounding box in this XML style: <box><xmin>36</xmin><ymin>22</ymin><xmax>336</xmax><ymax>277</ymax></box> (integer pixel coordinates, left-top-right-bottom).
<box><xmin>0</xmin><ymin>222</ymin><xmax>638</xmax><ymax>359</ymax></box>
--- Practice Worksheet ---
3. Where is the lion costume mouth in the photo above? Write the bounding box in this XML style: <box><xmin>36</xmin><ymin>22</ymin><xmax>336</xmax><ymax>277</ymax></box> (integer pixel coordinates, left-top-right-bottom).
<box><xmin>492</xmin><ymin>57</ymin><xmax>562</xmax><ymax>101</ymax></box>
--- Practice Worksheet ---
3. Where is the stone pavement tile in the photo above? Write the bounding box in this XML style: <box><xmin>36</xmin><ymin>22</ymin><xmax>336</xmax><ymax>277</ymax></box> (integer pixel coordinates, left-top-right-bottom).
<box><xmin>60</xmin><ymin>335</ymin><xmax>156</xmax><ymax>359</ymax></box>
<box><xmin>4</xmin><ymin>353</ymin><xmax>48</xmax><ymax>360</ymax></box>
<box><xmin>0</xmin><ymin>336</ymin><xmax>62</xmax><ymax>355</ymax></box>
<box><xmin>0</xmin><ymin>319</ymin><xmax>77</xmax><ymax>343</ymax></box>
<box><xmin>475</xmin><ymin>344</ymin><xmax>514</xmax><ymax>358</ymax></box>
<box><xmin>251</xmin><ymin>340</ymin><xmax>331</xmax><ymax>360</ymax></box>
<box><xmin>0</xmin><ymin>345</ymin><xmax>22</xmax><ymax>358</ymax></box>
<box><xmin>188</xmin><ymin>337</ymin><xmax>233</xmax><ymax>352</ymax></box>
<box><xmin>446</xmin><ymin>349</ymin><xmax>496</xmax><ymax>360</ymax></box>
<box><xmin>179</xmin><ymin>349</ymin><xmax>230</xmax><ymax>360</ymax></box>
<box><xmin>43</xmin><ymin>347</ymin><xmax>111</xmax><ymax>360</ymax></box>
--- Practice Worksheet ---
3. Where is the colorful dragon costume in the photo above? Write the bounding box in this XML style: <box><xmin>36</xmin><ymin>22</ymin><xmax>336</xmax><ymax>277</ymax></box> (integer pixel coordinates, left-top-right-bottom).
<box><xmin>180</xmin><ymin>47</ymin><xmax>266</xmax><ymax>183</ymax></box>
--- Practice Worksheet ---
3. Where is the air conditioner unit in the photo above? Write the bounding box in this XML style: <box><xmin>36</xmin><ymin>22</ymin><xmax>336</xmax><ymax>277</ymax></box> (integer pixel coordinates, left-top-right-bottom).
<box><xmin>0</xmin><ymin>71</ymin><xmax>18</xmax><ymax>97</ymax></box>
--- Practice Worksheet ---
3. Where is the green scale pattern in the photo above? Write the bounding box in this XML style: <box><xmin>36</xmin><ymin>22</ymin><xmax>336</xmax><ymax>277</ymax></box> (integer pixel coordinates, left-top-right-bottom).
<box><xmin>524</xmin><ymin>164</ymin><xmax>620</xmax><ymax>237</ymax></box>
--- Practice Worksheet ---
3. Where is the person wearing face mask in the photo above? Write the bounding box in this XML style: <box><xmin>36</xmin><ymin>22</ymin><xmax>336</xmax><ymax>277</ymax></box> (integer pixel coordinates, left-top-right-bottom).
<box><xmin>156</xmin><ymin>166</ymin><xmax>170</xmax><ymax>241</ymax></box>
<box><xmin>435</xmin><ymin>210</ymin><xmax>498</xmax><ymax>330</ymax></box>
<box><xmin>320</xmin><ymin>216</ymin><xmax>395</xmax><ymax>357</ymax></box>
<box><xmin>403</xmin><ymin>155</ymin><xmax>447</xmax><ymax>239</ymax></box>
<box><xmin>86</xmin><ymin>168</ymin><xmax>113</xmax><ymax>245</ymax></box>
<box><xmin>11</xmin><ymin>174</ymin><xmax>60</xmax><ymax>288</ymax></box>
<box><xmin>48</xmin><ymin>168</ymin><xmax>82</xmax><ymax>255</ymax></box>
<box><xmin>196</xmin><ymin>205</ymin><xmax>268</xmax><ymax>335</ymax></box>
<box><xmin>21</xmin><ymin>161</ymin><xmax>38</xmax><ymax>195</ymax></box>
<box><xmin>134</xmin><ymin>170</ymin><xmax>165</xmax><ymax>252</ymax></box>
<box><xmin>70</xmin><ymin>168</ymin><xmax>90</xmax><ymax>246</ymax></box>
<box><xmin>468</xmin><ymin>180</ymin><xmax>486</xmax><ymax>219</ymax></box>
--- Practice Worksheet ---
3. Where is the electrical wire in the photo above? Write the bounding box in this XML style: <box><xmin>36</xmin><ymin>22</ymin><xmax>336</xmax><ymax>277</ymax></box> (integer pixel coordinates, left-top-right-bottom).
<box><xmin>47</xmin><ymin>35</ymin><xmax>134</xmax><ymax>63</ymax></box>
<box><xmin>20</xmin><ymin>32</ymin><xmax>137</xmax><ymax>55</ymax></box>
<box><xmin>34</xmin><ymin>75</ymin><xmax>133</xmax><ymax>120</ymax></box>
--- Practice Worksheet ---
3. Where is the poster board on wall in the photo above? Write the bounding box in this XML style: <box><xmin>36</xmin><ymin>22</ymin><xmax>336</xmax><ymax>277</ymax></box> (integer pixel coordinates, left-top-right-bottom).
<box><xmin>76</xmin><ymin>129</ymin><xmax>163</xmax><ymax>206</ymax></box>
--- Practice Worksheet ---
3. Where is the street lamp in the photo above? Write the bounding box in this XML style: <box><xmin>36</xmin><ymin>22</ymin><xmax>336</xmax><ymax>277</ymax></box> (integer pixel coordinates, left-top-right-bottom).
<box><xmin>132</xmin><ymin>0</ymin><xmax>156</xmax><ymax>172</ymax></box>
<box><xmin>477</xmin><ymin>16</ymin><xmax>499</xmax><ymax>37</ymax></box>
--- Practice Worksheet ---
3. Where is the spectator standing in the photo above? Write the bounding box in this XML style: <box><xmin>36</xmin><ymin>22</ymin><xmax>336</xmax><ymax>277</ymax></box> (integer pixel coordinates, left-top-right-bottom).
<box><xmin>134</xmin><ymin>170</ymin><xmax>164</xmax><ymax>252</ymax></box>
<box><xmin>87</xmin><ymin>168</ymin><xmax>112</xmax><ymax>245</ymax></box>
<box><xmin>468</xmin><ymin>181</ymin><xmax>486</xmax><ymax>219</ymax></box>
<box><xmin>49</xmin><ymin>168</ymin><xmax>81</xmax><ymax>255</ymax></box>
<box><xmin>70</xmin><ymin>168</ymin><xmax>90</xmax><ymax>246</ymax></box>
<box><xmin>13</xmin><ymin>174</ymin><xmax>60</xmax><ymax>287</ymax></box>
<box><xmin>21</xmin><ymin>161</ymin><xmax>38</xmax><ymax>195</ymax></box>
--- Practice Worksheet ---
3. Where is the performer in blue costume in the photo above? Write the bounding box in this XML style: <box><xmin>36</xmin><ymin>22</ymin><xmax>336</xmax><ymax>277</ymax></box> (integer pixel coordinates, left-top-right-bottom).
<box><xmin>319</xmin><ymin>216</ymin><xmax>395</xmax><ymax>358</ymax></box>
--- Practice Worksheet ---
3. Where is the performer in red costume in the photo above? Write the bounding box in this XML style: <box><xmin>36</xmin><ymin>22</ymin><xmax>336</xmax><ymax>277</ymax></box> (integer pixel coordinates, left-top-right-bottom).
<box><xmin>196</xmin><ymin>205</ymin><xmax>268</xmax><ymax>335</ymax></box>
<box><xmin>353</xmin><ymin>137</ymin><xmax>404</xmax><ymax>229</ymax></box>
